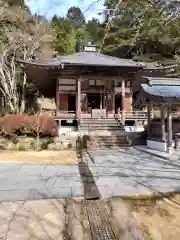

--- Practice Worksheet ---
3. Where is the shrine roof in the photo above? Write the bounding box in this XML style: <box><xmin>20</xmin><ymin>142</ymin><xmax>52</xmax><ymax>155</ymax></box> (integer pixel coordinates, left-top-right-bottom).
<box><xmin>19</xmin><ymin>52</ymin><xmax>145</xmax><ymax>68</ymax></box>
<box><xmin>140</xmin><ymin>77</ymin><xmax>180</xmax><ymax>102</ymax></box>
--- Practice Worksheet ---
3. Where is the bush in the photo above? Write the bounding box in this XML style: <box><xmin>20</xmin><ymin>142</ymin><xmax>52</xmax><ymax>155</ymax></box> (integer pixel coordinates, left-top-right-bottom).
<box><xmin>18</xmin><ymin>145</ymin><xmax>26</xmax><ymax>151</ymax></box>
<box><xmin>0</xmin><ymin>114</ymin><xmax>59</xmax><ymax>138</ymax></box>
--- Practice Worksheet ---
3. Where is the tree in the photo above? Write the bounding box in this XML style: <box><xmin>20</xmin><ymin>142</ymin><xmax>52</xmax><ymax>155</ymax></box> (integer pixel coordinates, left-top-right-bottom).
<box><xmin>76</xmin><ymin>27</ymin><xmax>91</xmax><ymax>47</ymax></box>
<box><xmin>102</xmin><ymin>0</ymin><xmax>180</xmax><ymax>59</ymax></box>
<box><xmin>66</xmin><ymin>6</ymin><xmax>86</xmax><ymax>28</ymax></box>
<box><xmin>51</xmin><ymin>16</ymin><xmax>76</xmax><ymax>54</ymax></box>
<box><xmin>0</xmin><ymin>46</ymin><xmax>20</xmax><ymax>113</ymax></box>
<box><xmin>6</xmin><ymin>0</ymin><xmax>25</xmax><ymax>7</ymax></box>
<box><xmin>86</xmin><ymin>18</ymin><xmax>102</xmax><ymax>44</ymax></box>
<box><xmin>0</xmin><ymin>4</ymin><xmax>54</xmax><ymax>114</ymax></box>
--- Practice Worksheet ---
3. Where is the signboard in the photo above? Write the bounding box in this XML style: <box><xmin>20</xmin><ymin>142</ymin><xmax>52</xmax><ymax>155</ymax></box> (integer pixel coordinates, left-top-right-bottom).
<box><xmin>92</xmin><ymin>109</ymin><xmax>106</xmax><ymax>118</ymax></box>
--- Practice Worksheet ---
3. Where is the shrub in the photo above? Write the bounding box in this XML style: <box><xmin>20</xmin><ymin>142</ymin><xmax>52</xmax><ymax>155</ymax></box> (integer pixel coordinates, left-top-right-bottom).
<box><xmin>18</xmin><ymin>145</ymin><xmax>26</xmax><ymax>151</ymax></box>
<box><xmin>0</xmin><ymin>114</ymin><xmax>59</xmax><ymax>138</ymax></box>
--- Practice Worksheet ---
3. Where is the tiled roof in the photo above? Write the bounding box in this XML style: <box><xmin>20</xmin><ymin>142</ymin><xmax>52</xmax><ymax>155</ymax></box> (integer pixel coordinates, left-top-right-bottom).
<box><xmin>58</xmin><ymin>52</ymin><xmax>144</xmax><ymax>67</ymax></box>
<box><xmin>141</xmin><ymin>77</ymin><xmax>180</xmax><ymax>101</ymax></box>
<box><xmin>144</xmin><ymin>77</ymin><xmax>180</xmax><ymax>85</ymax></box>
<box><xmin>19</xmin><ymin>52</ymin><xmax>145</xmax><ymax>68</ymax></box>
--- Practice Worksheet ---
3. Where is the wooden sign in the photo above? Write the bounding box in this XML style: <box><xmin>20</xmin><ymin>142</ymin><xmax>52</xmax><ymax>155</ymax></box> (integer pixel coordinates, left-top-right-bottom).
<box><xmin>92</xmin><ymin>109</ymin><xmax>106</xmax><ymax>118</ymax></box>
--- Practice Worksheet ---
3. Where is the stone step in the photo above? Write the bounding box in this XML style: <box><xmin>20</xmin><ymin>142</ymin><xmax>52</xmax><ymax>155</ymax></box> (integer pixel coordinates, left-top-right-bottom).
<box><xmin>81</xmin><ymin>121</ymin><xmax>118</xmax><ymax>125</ymax></box>
<box><xmin>80</xmin><ymin>124</ymin><xmax>120</xmax><ymax>128</ymax></box>
<box><xmin>81</xmin><ymin>120</ymin><xmax>117</xmax><ymax>124</ymax></box>
<box><xmin>90</xmin><ymin>143</ymin><xmax>131</xmax><ymax>148</ymax></box>
<box><xmin>78</xmin><ymin>131</ymin><xmax>127</xmax><ymax>136</ymax></box>
<box><xmin>81</xmin><ymin>123</ymin><xmax>118</xmax><ymax>127</ymax></box>
<box><xmin>81</xmin><ymin>125</ymin><xmax>118</xmax><ymax>128</ymax></box>
<box><xmin>94</xmin><ymin>140</ymin><xmax>128</xmax><ymax>144</ymax></box>
<box><xmin>82</xmin><ymin>121</ymin><xmax>117</xmax><ymax>124</ymax></box>
<box><xmin>80</xmin><ymin>126</ymin><xmax>119</xmax><ymax>129</ymax></box>
<box><xmin>82</xmin><ymin>118</ymin><xmax>116</xmax><ymax>121</ymax></box>
<box><xmin>93</xmin><ymin>136</ymin><xmax>128</xmax><ymax>140</ymax></box>
<box><xmin>90</xmin><ymin>135</ymin><xmax>130</xmax><ymax>146</ymax></box>
<box><xmin>92</xmin><ymin>140</ymin><xmax>129</xmax><ymax>144</ymax></box>
<box><xmin>94</xmin><ymin>137</ymin><xmax>128</xmax><ymax>141</ymax></box>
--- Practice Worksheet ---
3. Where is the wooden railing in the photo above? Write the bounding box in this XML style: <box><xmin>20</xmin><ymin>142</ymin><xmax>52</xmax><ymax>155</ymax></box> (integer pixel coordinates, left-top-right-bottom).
<box><xmin>55</xmin><ymin>111</ymin><xmax>76</xmax><ymax>119</ymax></box>
<box><xmin>55</xmin><ymin>110</ymin><xmax>148</xmax><ymax>121</ymax></box>
<box><xmin>115</xmin><ymin>111</ymin><xmax>148</xmax><ymax>120</ymax></box>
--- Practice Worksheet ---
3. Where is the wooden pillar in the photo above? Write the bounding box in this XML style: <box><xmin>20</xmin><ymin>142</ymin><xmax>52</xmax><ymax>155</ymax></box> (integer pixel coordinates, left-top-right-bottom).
<box><xmin>167</xmin><ymin>104</ymin><xmax>173</xmax><ymax>153</ymax></box>
<box><xmin>121</xmin><ymin>79</ymin><xmax>125</xmax><ymax>125</ymax></box>
<box><xmin>56</xmin><ymin>78</ymin><xmax>59</xmax><ymax>116</ymax></box>
<box><xmin>112</xmin><ymin>93</ymin><xmax>115</xmax><ymax>115</ymax></box>
<box><xmin>100</xmin><ymin>92</ymin><xmax>102</xmax><ymax>109</ymax></box>
<box><xmin>76</xmin><ymin>78</ymin><xmax>81</xmax><ymax>123</ymax></box>
<box><xmin>147</xmin><ymin>101</ymin><xmax>151</xmax><ymax>138</ymax></box>
<box><xmin>161</xmin><ymin>105</ymin><xmax>166</xmax><ymax>141</ymax></box>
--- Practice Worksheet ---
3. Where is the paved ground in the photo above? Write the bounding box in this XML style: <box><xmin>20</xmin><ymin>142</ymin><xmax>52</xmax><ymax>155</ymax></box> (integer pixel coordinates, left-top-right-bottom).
<box><xmin>0</xmin><ymin>163</ymin><xmax>84</xmax><ymax>201</ymax></box>
<box><xmin>86</xmin><ymin>148</ymin><xmax>180</xmax><ymax>198</ymax></box>
<box><xmin>0</xmin><ymin>197</ymin><xmax>146</xmax><ymax>240</ymax></box>
<box><xmin>0</xmin><ymin>148</ymin><xmax>180</xmax><ymax>201</ymax></box>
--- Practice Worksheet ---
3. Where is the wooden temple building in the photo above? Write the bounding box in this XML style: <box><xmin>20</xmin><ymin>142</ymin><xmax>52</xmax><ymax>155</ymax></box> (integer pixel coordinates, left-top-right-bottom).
<box><xmin>19</xmin><ymin>44</ymin><xmax>176</xmax><ymax>127</ymax></box>
<box><xmin>19</xmin><ymin>44</ymin><xmax>180</xmax><ymax>152</ymax></box>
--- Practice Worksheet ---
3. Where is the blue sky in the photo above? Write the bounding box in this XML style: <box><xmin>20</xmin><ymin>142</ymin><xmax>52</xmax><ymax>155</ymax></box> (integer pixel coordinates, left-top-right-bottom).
<box><xmin>25</xmin><ymin>0</ymin><xmax>104</xmax><ymax>21</ymax></box>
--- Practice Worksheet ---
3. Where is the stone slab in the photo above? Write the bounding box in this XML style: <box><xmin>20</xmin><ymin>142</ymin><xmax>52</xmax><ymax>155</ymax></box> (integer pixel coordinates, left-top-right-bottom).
<box><xmin>87</xmin><ymin>148</ymin><xmax>180</xmax><ymax>198</ymax></box>
<box><xmin>0</xmin><ymin>162</ymin><xmax>84</xmax><ymax>201</ymax></box>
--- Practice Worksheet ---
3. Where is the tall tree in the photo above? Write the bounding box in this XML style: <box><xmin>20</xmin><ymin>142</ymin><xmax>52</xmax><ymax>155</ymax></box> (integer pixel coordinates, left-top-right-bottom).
<box><xmin>76</xmin><ymin>27</ymin><xmax>91</xmax><ymax>47</ymax></box>
<box><xmin>51</xmin><ymin>16</ymin><xmax>76</xmax><ymax>54</ymax></box>
<box><xmin>86</xmin><ymin>18</ymin><xmax>102</xmax><ymax>44</ymax></box>
<box><xmin>0</xmin><ymin>4</ymin><xmax>54</xmax><ymax>113</ymax></box>
<box><xmin>66</xmin><ymin>6</ymin><xmax>86</xmax><ymax>28</ymax></box>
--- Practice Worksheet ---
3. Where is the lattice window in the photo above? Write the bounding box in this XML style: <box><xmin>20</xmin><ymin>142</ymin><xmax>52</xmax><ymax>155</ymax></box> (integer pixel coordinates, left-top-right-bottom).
<box><xmin>81</xmin><ymin>93</ymin><xmax>87</xmax><ymax>112</ymax></box>
<box><xmin>104</xmin><ymin>92</ymin><xmax>113</xmax><ymax>111</ymax></box>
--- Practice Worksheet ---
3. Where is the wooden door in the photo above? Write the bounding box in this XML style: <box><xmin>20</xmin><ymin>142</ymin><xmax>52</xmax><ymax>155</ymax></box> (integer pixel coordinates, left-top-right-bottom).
<box><xmin>59</xmin><ymin>94</ymin><xmax>68</xmax><ymax>111</ymax></box>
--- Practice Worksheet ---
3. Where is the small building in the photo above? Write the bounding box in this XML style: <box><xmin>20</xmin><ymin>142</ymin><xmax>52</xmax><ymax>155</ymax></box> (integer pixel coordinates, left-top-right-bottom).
<box><xmin>137</xmin><ymin>77</ymin><xmax>180</xmax><ymax>153</ymax></box>
<box><xmin>19</xmin><ymin>44</ymin><xmax>177</xmax><ymax>134</ymax></box>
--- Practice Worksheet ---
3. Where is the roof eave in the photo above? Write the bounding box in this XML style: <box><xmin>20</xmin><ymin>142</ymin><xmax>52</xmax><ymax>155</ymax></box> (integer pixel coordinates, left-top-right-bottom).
<box><xmin>62</xmin><ymin>62</ymin><xmax>143</xmax><ymax>68</ymax></box>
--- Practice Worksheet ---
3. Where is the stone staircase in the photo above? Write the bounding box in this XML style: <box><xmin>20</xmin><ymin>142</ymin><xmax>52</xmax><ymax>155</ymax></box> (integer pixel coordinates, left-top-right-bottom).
<box><xmin>79</xmin><ymin>118</ymin><xmax>130</xmax><ymax>148</ymax></box>
<box><xmin>79</xmin><ymin>118</ymin><xmax>123</xmax><ymax>132</ymax></box>
<box><xmin>88</xmin><ymin>135</ymin><xmax>131</xmax><ymax>148</ymax></box>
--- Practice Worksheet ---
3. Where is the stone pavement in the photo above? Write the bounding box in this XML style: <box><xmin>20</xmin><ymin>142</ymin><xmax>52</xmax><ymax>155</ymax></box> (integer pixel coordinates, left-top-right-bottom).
<box><xmin>0</xmin><ymin>148</ymin><xmax>180</xmax><ymax>201</ymax></box>
<box><xmin>135</xmin><ymin>145</ymin><xmax>180</xmax><ymax>160</ymax></box>
<box><xmin>0</xmin><ymin>197</ymin><xmax>146</xmax><ymax>240</ymax></box>
<box><xmin>85</xmin><ymin>148</ymin><xmax>180</xmax><ymax>198</ymax></box>
<box><xmin>0</xmin><ymin>163</ymin><xmax>84</xmax><ymax>201</ymax></box>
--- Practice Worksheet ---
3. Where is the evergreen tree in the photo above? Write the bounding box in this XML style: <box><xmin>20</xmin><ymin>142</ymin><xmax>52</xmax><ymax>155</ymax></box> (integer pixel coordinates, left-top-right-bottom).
<box><xmin>66</xmin><ymin>6</ymin><xmax>86</xmax><ymax>28</ymax></box>
<box><xmin>51</xmin><ymin>16</ymin><xmax>76</xmax><ymax>54</ymax></box>
<box><xmin>102</xmin><ymin>0</ymin><xmax>180</xmax><ymax>59</ymax></box>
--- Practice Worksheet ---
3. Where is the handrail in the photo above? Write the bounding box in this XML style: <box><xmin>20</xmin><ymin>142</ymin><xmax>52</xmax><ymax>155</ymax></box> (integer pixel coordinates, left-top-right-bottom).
<box><xmin>59</xmin><ymin>111</ymin><xmax>76</xmax><ymax>113</ymax></box>
<box><xmin>117</xmin><ymin>111</ymin><xmax>148</xmax><ymax>116</ymax></box>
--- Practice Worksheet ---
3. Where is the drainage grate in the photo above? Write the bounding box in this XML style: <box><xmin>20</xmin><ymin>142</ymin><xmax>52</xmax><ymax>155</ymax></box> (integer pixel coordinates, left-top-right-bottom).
<box><xmin>85</xmin><ymin>200</ymin><xmax>117</xmax><ymax>240</ymax></box>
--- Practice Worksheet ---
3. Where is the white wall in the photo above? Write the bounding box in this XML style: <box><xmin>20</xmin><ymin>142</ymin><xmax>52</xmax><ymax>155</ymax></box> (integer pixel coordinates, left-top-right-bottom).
<box><xmin>147</xmin><ymin>139</ymin><xmax>167</xmax><ymax>152</ymax></box>
<box><xmin>125</xmin><ymin>126</ymin><xmax>145</xmax><ymax>132</ymax></box>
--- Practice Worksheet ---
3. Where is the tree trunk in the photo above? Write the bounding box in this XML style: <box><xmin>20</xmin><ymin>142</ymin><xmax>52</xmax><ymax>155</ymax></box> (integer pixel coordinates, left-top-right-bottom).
<box><xmin>20</xmin><ymin>73</ymin><xmax>27</xmax><ymax>114</ymax></box>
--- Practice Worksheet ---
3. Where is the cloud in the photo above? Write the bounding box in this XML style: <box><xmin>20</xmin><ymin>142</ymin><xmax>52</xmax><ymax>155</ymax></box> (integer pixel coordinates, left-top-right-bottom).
<box><xmin>25</xmin><ymin>0</ymin><xmax>104</xmax><ymax>21</ymax></box>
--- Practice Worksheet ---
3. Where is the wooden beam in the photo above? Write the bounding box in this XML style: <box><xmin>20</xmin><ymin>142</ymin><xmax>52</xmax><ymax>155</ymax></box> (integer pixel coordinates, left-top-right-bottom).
<box><xmin>76</xmin><ymin>78</ymin><xmax>81</xmax><ymax>123</ymax></box>
<box><xmin>147</xmin><ymin>102</ymin><xmax>151</xmax><ymax>138</ymax></box>
<box><xmin>100</xmin><ymin>93</ymin><xmax>103</xmax><ymax>109</ymax></box>
<box><xmin>56</xmin><ymin>78</ymin><xmax>59</xmax><ymax>116</ymax></box>
<box><xmin>121</xmin><ymin>79</ymin><xmax>125</xmax><ymax>125</ymax></box>
<box><xmin>167</xmin><ymin>104</ymin><xmax>173</xmax><ymax>153</ymax></box>
<box><xmin>161</xmin><ymin>105</ymin><xmax>166</xmax><ymax>141</ymax></box>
